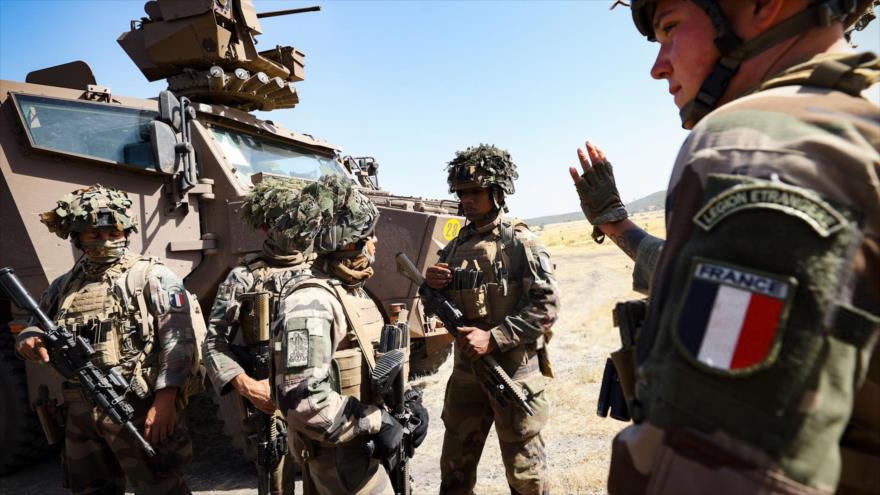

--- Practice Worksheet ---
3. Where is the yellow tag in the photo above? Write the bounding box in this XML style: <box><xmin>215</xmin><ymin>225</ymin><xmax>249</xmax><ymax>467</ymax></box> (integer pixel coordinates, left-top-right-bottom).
<box><xmin>443</xmin><ymin>218</ymin><xmax>462</xmax><ymax>241</ymax></box>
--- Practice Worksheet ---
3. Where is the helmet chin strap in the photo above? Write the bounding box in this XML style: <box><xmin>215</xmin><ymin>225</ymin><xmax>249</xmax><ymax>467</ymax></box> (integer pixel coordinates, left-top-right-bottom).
<box><xmin>680</xmin><ymin>0</ymin><xmax>859</xmax><ymax>128</ymax></box>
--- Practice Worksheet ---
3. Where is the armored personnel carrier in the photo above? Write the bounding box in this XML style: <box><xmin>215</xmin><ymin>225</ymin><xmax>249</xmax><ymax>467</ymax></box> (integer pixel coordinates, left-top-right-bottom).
<box><xmin>0</xmin><ymin>0</ymin><xmax>458</xmax><ymax>473</ymax></box>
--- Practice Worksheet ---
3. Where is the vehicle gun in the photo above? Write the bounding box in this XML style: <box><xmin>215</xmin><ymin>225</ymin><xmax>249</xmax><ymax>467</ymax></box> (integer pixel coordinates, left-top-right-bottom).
<box><xmin>395</xmin><ymin>252</ymin><xmax>535</xmax><ymax>416</ymax></box>
<box><xmin>0</xmin><ymin>267</ymin><xmax>156</xmax><ymax>456</ymax></box>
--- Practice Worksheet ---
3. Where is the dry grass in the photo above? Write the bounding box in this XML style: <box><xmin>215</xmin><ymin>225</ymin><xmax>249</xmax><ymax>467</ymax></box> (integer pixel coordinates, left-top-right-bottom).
<box><xmin>410</xmin><ymin>212</ymin><xmax>667</xmax><ymax>495</ymax></box>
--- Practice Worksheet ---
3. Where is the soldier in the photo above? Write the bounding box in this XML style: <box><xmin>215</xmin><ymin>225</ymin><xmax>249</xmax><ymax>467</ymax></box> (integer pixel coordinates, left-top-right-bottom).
<box><xmin>425</xmin><ymin>144</ymin><xmax>558</xmax><ymax>495</ymax></box>
<box><xmin>569</xmin><ymin>1</ymin><xmax>879</xmax><ymax>493</ymax></box>
<box><xmin>15</xmin><ymin>185</ymin><xmax>201</xmax><ymax>494</ymax></box>
<box><xmin>203</xmin><ymin>178</ymin><xmax>305</xmax><ymax>495</ymax></box>
<box><xmin>271</xmin><ymin>176</ymin><xmax>428</xmax><ymax>495</ymax></box>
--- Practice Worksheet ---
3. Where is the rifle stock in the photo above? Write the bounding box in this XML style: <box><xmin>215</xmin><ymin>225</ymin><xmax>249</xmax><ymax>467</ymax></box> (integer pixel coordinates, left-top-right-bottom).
<box><xmin>394</xmin><ymin>253</ymin><xmax>535</xmax><ymax>417</ymax></box>
<box><xmin>0</xmin><ymin>267</ymin><xmax>156</xmax><ymax>457</ymax></box>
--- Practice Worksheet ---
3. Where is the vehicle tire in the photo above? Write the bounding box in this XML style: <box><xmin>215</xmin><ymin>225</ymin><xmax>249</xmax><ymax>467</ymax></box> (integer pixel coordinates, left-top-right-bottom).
<box><xmin>408</xmin><ymin>338</ymin><xmax>452</xmax><ymax>377</ymax></box>
<box><xmin>0</xmin><ymin>329</ymin><xmax>50</xmax><ymax>475</ymax></box>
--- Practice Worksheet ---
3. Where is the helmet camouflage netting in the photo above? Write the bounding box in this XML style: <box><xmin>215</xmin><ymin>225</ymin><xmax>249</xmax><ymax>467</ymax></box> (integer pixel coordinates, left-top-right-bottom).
<box><xmin>242</xmin><ymin>178</ymin><xmax>303</xmax><ymax>230</ymax></box>
<box><xmin>39</xmin><ymin>185</ymin><xmax>138</xmax><ymax>240</ymax></box>
<box><xmin>446</xmin><ymin>144</ymin><xmax>518</xmax><ymax>195</ymax></box>
<box><xmin>273</xmin><ymin>175</ymin><xmax>378</xmax><ymax>255</ymax></box>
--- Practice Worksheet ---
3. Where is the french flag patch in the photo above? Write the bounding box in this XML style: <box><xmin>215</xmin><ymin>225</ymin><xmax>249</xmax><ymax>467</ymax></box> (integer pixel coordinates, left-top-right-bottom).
<box><xmin>169</xmin><ymin>290</ymin><xmax>186</xmax><ymax>309</ymax></box>
<box><xmin>677</xmin><ymin>259</ymin><xmax>795</xmax><ymax>372</ymax></box>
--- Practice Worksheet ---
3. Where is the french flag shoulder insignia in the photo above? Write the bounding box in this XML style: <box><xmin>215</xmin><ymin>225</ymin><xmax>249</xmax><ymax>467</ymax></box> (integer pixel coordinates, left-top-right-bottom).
<box><xmin>675</xmin><ymin>258</ymin><xmax>796</xmax><ymax>373</ymax></box>
<box><xmin>169</xmin><ymin>289</ymin><xmax>187</xmax><ymax>310</ymax></box>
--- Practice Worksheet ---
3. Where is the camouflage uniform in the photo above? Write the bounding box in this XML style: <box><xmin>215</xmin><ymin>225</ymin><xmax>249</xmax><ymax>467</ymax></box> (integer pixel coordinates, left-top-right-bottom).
<box><xmin>270</xmin><ymin>176</ymin><xmax>393</xmax><ymax>495</ymax></box>
<box><xmin>602</xmin><ymin>5</ymin><xmax>880</xmax><ymax>493</ymax></box>
<box><xmin>438</xmin><ymin>145</ymin><xmax>559</xmax><ymax>495</ymax></box>
<box><xmin>203</xmin><ymin>179</ymin><xmax>308</xmax><ymax>495</ymax></box>
<box><xmin>17</xmin><ymin>186</ymin><xmax>199</xmax><ymax>495</ymax></box>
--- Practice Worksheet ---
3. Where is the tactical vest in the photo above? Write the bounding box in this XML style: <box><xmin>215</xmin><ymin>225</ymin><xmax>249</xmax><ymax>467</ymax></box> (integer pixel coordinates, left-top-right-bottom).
<box><xmin>237</xmin><ymin>254</ymin><xmax>310</xmax><ymax>347</ymax></box>
<box><xmin>54</xmin><ymin>254</ymin><xmax>146</xmax><ymax>373</ymax></box>
<box><xmin>441</xmin><ymin>217</ymin><xmax>524</xmax><ymax>327</ymax></box>
<box><xmin>637</xmin><ymin>54</ymin><xmax>880</xmax><ymax>490</ymax></box>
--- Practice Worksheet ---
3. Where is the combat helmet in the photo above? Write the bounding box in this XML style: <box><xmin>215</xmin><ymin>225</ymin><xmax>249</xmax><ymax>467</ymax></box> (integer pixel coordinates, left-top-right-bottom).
<box><xmin>242</xmin><ymin>178</ymin><xmax>302</xmax><ymax>230</ymax></box>
<box><xmin>310</xmin><ymin>176</ymin><xmax>379</xmax><ymax>255</ymax></box>
<box><xmin>446</xmin><ymin>144</ymin><xmax>519</xmax><ymax>212</ymax></box>
<box><xmin>272</xmin><ymin>175</ymin><xmax>378</xmax><ymax>255</ymax></box>
<box><xmin>627</xmin><ymin>0</ymin><xmax>877</xmax><ymax>128</ymax></box>
<box><xmin>39</xmin><ymin>185</ymin><xmax>139</xmax><ymax>242</ymax></box>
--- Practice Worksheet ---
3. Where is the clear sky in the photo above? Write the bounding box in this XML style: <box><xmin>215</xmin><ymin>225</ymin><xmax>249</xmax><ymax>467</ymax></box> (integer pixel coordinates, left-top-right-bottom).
<box><xmin>2</xmin><ymin>1</ymin><xmax>878</xmax><ymax>218</ymax></box>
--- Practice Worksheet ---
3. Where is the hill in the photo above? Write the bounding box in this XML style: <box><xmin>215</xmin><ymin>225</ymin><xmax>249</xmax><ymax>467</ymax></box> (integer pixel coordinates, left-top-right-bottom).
<box><xmin>526</xmin><ymin>189</ymin><xmax>665</xmax><ymax>228</ymax></box>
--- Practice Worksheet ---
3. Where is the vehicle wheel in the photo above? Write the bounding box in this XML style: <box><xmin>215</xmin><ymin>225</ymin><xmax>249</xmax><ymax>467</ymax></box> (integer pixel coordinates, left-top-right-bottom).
<box><xmin>408</xmin><ymin>338</ymin><xmax>452</xmax><ymax>377</ymax></box>
<box><xmin>0</xmin><ymin>329</ymin><xmax>50</xmax><ymax>475</ymax></box>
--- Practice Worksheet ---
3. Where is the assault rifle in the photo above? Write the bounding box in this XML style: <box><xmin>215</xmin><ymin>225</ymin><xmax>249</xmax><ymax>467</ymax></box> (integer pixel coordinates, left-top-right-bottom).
<box><xmin>0</xmin><ymin>267</ymin><xmax>156</xmax><ymax>456</ymax></box>
<box><xmin>395</xmin><ymin>253</ymin><xmax>535</xmax><ymax>416</ymax></box>
<box><xmin>372</xmin><ymin>320</ymin><xmax>421</xmax><ymax>495</ymax></box>
<box><xmin>236</xmin><ymin>292</ymin><xmax>287</xmax><ymax>495</ymax></box>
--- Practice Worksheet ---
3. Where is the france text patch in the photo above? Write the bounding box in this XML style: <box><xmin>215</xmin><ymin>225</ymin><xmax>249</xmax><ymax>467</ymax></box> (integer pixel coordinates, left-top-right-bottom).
<box><xmin>677</xmin><ymin>259</ymin><xmax>795</xmax><ymax>372</ymax></box>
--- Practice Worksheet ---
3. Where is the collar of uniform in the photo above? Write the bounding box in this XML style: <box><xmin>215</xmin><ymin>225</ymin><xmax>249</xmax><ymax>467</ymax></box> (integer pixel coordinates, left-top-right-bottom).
<box><xmin>462</xmin><ymin>212</ymin><xmax>504</xmax><ymax>240</ymax></box>
<box><xmin>757</xmin><ymin>51</ymin><xmax>880</xmax><ymax>96</ymax></box>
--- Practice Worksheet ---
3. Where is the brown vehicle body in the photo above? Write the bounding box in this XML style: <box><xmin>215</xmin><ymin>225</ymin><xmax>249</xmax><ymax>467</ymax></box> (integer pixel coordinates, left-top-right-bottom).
<box><xmin>0</xmin><ymin>0</ymin><xmax>457</xmax><ymax>473</ymax></box>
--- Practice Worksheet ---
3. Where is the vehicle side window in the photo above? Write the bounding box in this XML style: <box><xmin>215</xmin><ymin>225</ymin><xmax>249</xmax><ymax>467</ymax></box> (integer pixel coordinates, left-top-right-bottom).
<box><xmin>13</xmin><ymin>94</ymin><xmax>158</xmax><ymax>170</ymax></box>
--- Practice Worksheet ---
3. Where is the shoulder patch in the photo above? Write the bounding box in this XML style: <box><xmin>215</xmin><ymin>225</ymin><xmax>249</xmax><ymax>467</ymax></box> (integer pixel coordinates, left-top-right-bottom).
<box><xmin>675</xmin><ymin>257</ymin><xmax>796</xmax><ymax>374</ymax></box>
<box><xmin>168</xmin><ymin>289</ymin><xmax>187</xmax><ymax>310</ymax></box>
<box><xmin>284</xmin><ymin>328</ymin><xmax>309</xmax><ymax>368</ymax></box>
<box><xmin>693</xmin><ymin>182</ymin><xmax>847</xmax><ymax>237</ymax></box>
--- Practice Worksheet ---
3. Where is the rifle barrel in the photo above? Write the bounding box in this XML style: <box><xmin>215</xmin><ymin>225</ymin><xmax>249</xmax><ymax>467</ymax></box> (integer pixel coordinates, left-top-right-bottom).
<box><xmin>257</xmin><ymin>6</ymin><xmax>321</xmax><ymax>19</ymax></box>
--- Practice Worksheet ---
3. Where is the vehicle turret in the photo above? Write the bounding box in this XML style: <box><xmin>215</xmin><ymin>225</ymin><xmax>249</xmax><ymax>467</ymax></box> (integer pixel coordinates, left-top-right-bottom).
<box><xmin>118</xmin><ymin>0</ymin><xmax>319</xmax><ymax>111</ymax></box>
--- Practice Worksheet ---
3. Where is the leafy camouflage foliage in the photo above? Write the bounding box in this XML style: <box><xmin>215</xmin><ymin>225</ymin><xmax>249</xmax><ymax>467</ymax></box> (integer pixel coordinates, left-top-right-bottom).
<box><xmin>273</xmin><ymin>175</ymin><xmax>378</xmax><ymax>254</ymax></box>
<box><xmin>446</xmin><ymin>144</ymin><xmax>519</xmax><ymax>195</ymax></box>
<box><xmin>242</xmin><ymin>178</ymin><xmax>303</xmax><ymax>230</ymax></box>
<box><xmin>39</xmin><ymin>185</ymin><xmax>138</xmax><ymax>239</ymax></box>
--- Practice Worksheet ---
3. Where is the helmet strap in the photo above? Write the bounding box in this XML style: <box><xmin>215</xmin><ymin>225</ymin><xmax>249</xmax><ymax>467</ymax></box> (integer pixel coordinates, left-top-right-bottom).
<box><xmin>680</xmin><ymin>0</ymin><xmax>857</xmax><ymax>128</ymax></box>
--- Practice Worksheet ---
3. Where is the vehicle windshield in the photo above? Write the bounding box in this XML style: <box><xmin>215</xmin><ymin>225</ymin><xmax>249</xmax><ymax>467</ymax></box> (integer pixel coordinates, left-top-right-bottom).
<box><xmin>211</xmin><ymin>126</ymin><xmax>350</xmax><ymax>185</ymax></box>
<box><xmin>13</xmin><ymin>94</ymin><xmax>157</xmax><ymax>170</ymax></box>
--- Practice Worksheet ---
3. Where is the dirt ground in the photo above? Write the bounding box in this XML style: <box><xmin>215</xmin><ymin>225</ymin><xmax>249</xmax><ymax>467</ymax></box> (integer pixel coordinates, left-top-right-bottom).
<box><xmin>0</xmin><ymin>213</ymin><xmax>664</xmax><ymax>495</ymax></box>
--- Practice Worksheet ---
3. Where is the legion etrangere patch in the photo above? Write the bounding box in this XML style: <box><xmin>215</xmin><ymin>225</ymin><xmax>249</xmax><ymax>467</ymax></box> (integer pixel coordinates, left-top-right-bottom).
<box><xmin>693</xmin><ymin>182</ymin><xmax>846</xmax><ymax>237</ymax></box>
<box><xmin>675</xmin><ymin>258</ymin><xmax>796</xmax><ymax>373</ymax></box>
<box><xmin>285</xmin><ymin>329</ymin><xmax>309</xmax><ymax>368</ymax></box>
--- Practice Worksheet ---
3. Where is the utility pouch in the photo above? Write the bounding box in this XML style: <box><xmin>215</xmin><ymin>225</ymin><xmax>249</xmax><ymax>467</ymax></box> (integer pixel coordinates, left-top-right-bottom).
<box><xmin>330</xmin><ymin>348</ymin><xmax>362</xmax><ymax>400</ymax></box>
<box><xmin>89</xmin><ymin>320</ymin><xmax>121</xmax><ymax>368</ymax></box>
<box><xmin>598</xmin><ymin>357</ymin><xmax>631</xmax><ymax>421</ymax></box>
<box><xmin>611</xmin><ymin>299</ymin><xmax>647</xmax><ymax>403</ymax></box>
<box><xmin>34</xmin><ymin>385</ymin><xmax>64</xmax><ymax>445</ymax></box>
<box><xmin>450</xmin><ymin>286</ymin><xmax>489</xmax><ymax>320</ymax></box>
<box><xmin>486</xmin><ymin>281</ymin><xmax>521</xmax><ymax>322</ymax></box>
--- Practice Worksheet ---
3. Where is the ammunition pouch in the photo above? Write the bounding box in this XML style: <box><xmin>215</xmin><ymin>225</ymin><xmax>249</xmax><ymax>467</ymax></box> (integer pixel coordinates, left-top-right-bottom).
<box><xmin>330</xmin><ymin>348</ymin><xmax>363</xmax><ymax>400</ymax></box>
<box><xmin>449</xmin><ymin>286</ymin><xmax>489</xmax><ymax>320</ymax></box>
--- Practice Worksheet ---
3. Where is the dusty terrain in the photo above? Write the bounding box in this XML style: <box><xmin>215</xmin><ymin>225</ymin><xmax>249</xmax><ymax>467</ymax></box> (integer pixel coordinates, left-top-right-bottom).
<box><xmin>0</xmin><ymin>213</ymin><xmax>665</xmax><ymax>495</ymax></box>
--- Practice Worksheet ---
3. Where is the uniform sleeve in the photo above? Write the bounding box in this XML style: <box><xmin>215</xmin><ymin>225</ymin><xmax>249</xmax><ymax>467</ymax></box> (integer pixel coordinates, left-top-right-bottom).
<box><xmin>273</xmin><ymin>287</ymin><xmax>383</xmax><ymax>445</ymax></box>
<box><xmin>15</xmin><ymin>273</ymin><xmax>67</xmax><ymax>347</ymax></box>
<box><xmin>632</xmin><ymin>236</ymin><xmax>665</xmax><ymax>295</ymax></box>
<box><xmin>489</xmin><ymin>227</ymin><xmax>560</xmax><ymax>351</ymax></box>
<box><xmin>145</xmin><ymin>265</ymin><xmax>197</xmax><ymax>391</ymax></box>
<box><xmin>204</xmin><ymin>266</ymin><xmax>253</xmax><ymax>395</ymax></box>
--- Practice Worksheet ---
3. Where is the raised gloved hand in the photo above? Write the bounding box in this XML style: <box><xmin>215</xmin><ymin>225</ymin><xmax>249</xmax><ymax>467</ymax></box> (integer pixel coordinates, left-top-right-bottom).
<box><xmin>405</xmin><ymin>389</ymin><xmax>429</xmax><ymax>449</ymax></box>
<box><xmin>371</xmin><ymin>410</ymin><xmax>404</xmax><ymax>460</ymax></box>
<box><xmin>569</xmin><ymin>141</ymin><xmax>628</xmax><ymax>243</ymax></box>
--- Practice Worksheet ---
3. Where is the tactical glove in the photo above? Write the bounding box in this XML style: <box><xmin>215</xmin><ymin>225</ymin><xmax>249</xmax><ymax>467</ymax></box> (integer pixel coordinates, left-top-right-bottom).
<box><xmin>575</xmin><ymin>160</ymin><xmax>628</xmax><ymax>243</ymax></box>
<box><xmin>405</xmin><ymin>390</ymin><xmax>429</xmax><ymax>449</ymax></box>
<box><xmin>371</xmin><ymin>410</ymin><xmax>404</xmax><ymax>460</ymax></box>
